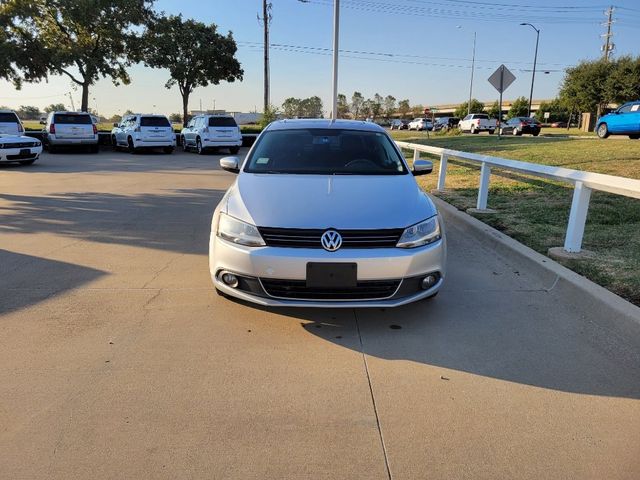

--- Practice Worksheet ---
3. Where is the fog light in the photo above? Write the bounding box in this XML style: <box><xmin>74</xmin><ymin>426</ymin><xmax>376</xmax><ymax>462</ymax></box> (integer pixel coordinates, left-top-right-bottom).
<box><xmin>221</xmin><ymin>272</ymin><xmax>239</xmax><ymax>288</ymax></box>
<box><xmin>421</xmin><ymin>275</ymin><xmax>437</xmax><ymax>290</ymax></box>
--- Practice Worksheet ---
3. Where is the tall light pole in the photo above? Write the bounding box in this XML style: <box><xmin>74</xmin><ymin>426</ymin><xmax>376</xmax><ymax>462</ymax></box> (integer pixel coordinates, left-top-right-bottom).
<box><xmin>331</xmin><ymin>0</ymin><xmax>340</xmax><ymax>119</ymax></box>
<box><xmin>468</xmin><ymin>31</ymin><xmax>476</xmax><ymax>115</ymax></box>
<box><xmin>520</xmin><ymin>23</ymin><xmax>540</xmax><ymax>118</ymax></box>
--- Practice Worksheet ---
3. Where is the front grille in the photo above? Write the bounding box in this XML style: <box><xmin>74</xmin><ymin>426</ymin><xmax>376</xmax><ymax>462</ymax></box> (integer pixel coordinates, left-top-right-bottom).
<box><xmin>1</xmin><ymin>142</ymin><xmax>36</xmax><ymax>149</ymax></box>
<box><xmin>260</xmin><ymin>278</ymin><xmax>401</xmax><ymax>300</ymax></box>
<box><xmin>258</xmin><ymin>227</ymin><xmax>403</xmax><ymax>249</ymax></box>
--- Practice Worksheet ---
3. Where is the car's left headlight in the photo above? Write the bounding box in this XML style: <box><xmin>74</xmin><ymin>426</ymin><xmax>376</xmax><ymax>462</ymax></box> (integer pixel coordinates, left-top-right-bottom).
<box><xmin>217</xmin><ymin>212</ymin><xmax>265</xmax><ymax>247</ymax></box>
<box><xmin>396</xmin><ymin>216</ymin><xmax>441</xmax><ymax>248</ymax></box>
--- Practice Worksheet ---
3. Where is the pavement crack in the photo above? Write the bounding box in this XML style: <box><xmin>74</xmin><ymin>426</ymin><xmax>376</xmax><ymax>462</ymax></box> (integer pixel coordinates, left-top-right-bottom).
<box><xmin>544</xmin><ymin>275</ymin><xmax>561</xmax><ymax>292</ymax></box>
<box><xmin>354</xmin><ymin>310</ymin><xmax>393</xmax><ymax>480</ymax></box>
<box><xmin>142</xmin><ymin>254</ymin><xmax>183</xmax><ymax>288</ymax></box>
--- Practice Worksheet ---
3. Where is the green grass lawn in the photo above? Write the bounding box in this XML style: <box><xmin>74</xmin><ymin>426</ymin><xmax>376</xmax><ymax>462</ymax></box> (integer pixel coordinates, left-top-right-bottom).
<box><xmin>391</xmin><ymin>130</ymin><xmax>640</xmax><ymax>305</ymax></box>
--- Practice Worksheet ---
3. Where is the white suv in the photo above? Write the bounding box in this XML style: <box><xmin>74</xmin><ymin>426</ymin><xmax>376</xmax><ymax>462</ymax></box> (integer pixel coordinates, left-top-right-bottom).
<box><xmin>42</xmin><ymin>111</ymin><xmax>99</xmax><ymax>153</ymax></box>
<box><xmin>180</xmin><ymin>115</ymin><xmax>242</xmax><ymax>154</ymax></box>
<box><xmin>0</xmin><ymin>110</ymin><xmax>25</xmax><ymax>136</ymax></box>
<box><xmin>407</xmin><ymin>118</ymin><xmax>433</xmax><ymax>131</ymax></box>
<box><xmin>111</xmin><ymin>114</ymin><xmax>175</xmax><ymax>153</ymax></box>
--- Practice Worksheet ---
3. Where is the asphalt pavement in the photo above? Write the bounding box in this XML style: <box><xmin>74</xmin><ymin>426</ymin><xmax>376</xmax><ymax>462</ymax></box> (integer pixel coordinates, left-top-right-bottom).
<box><xmin>1</xmin><ymin>148</ymin><xmax>639</xmax><ymax>479</ymax></box>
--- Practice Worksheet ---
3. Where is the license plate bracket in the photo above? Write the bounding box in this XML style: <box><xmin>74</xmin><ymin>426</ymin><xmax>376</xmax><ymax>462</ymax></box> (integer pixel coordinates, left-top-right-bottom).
<box><xmin>306</xmin><ymin>262</ymin><xmax>357</xmax><ymax>288</ymax></box>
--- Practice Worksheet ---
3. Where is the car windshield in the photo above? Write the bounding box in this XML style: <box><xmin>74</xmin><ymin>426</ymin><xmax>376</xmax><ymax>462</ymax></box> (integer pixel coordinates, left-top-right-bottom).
<box><xmin>244</xmin><ymin>128</ymin><xmax>408</xmax><ymax>175</ymax></box>
<box><xmin>0</xmin><ymin>113</ymin><xmax>19</xmax><ymax>123</ymax></box>
<box><xmin>140</xmin><ymin>116</ymin><xmax>170</xmax><ymax>127</ymax></box>
<box><xmin>209</xmin><ymin>117</ymin><xmax>237</xmax><ymax>127</ymax></box>
<box><xmin>53</xmin><ymin>114</ymin><xmax>91</xmax><ymax>124</ymax></box>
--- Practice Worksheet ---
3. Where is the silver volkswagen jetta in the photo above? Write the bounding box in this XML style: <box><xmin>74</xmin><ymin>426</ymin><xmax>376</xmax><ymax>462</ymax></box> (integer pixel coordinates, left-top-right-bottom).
<box><xmin>209</xmin><ymin>119</ymin><xmax>446</xmax><ymax>307</ymax></box>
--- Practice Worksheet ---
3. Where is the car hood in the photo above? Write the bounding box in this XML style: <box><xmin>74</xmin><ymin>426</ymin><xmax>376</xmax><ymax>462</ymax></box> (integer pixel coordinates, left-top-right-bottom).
<box><xmin>224</xmin><ymin>173</ymin><xmax>437</xmax><ymax>229</ymax></box>
<box><xmin>0</xmin><ymin>134</ymin><xmax>38</xmax><ymax>143</ymax></box>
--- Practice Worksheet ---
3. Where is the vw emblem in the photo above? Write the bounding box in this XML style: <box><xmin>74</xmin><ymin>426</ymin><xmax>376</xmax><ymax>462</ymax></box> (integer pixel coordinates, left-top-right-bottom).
<box><xmin>321</xmin><ymin>230</ymin><xmax>342</xmax><ymax>252</ymax></box>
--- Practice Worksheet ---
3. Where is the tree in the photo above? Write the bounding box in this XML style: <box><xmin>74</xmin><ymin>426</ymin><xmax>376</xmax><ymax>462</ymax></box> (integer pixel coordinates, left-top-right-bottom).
<box><xmin>559</xmin><ymin>59</ymin><xmax>609</xmax><ymax>115</ymax></box>
<box><xmin>507</xmin><ymin>96</ymin><xmax>529</xmax><ymax>119</ymax></box>
<box><xmin>300</xmin><ymin>96</ymin><xmax>323</xmax><ymax>118</ymax></box>
<box><xmin>169</xmin><ymin>113</ymin><xmax>182</xmax><ymax>123</ymax></box>
<box><xmin>260</xmin><ymin>104</ymin><xmax>278</xmax><ymax>129</ymax></box>
<box><xmin>369</xmin><ymin>93</ymin><xmax>383</xmax><ymax>120</ymax></box>
<box><xmin>411</xmin><ymin>104</ymin><xmax>424</xmax><ymax>118</ymax></box>
<box><xmin>604</xmin><ymin>55</ymin><xmax>640</xmax><ymax>104</ymax></box>
<box><xmin>337</xmin><ymin>94</ymin><xmax>349</xmax><ymax>118</ymax></box>
<box><xmin>486</xmin><ymin>101</ymin><xmax>501</xmax><ymax>120</ymax></box>
<box><xmin>17</xmin><ymin>105</ymin><xmax>41</xmax><ymax>120</ymax></box>
<box><xmin>536</xmin><ymin>98</ymin><xmax>568</xmax><ymax>122</ymax></box>
<box><xmin>383</xmin><ymin>95</ymin><xmax>396</xmax><ymax>118</ymax></box>
<box><xmin>397</xmin><ymin>99</ymin><xmax>410</xmax><ymax>118</ymax></box>
<box><xmin>143</xmin><ymin>15</ymin><xmax>243</xmax><ymax>125</ymax></box>
<box><xmin>1</xmin><ymin>0</ymin><xmax>154</xmax><ymax>112</ymax></box>
<box><xmin>350</xmin><ymin>92</ymin><xmax>364</xmax><ymax>119</ymax></box>
<box><xmin>282</xmin><ymin>97</ymin><xmax>301</xmax><ymax>118</ymax></box>
<box><xmin>44</xmin><ymin>103</ymin><xmax>66</xmax><ymax>113</ymax></box>
<box><xmin>454</xmin><ymin>99</ymin><xmax>484</xmax><ymax>119</ymax></box>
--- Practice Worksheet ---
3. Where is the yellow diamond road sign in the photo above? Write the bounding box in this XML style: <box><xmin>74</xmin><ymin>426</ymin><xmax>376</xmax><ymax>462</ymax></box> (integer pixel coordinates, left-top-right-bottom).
<box><xmin>488</xmin><ymin>64</ymin><xmax>516</xmax><ymax>94</ymax></box>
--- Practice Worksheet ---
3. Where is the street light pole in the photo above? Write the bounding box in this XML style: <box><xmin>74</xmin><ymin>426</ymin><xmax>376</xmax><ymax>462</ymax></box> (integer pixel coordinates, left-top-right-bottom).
<box><xmin>521</xmin><ymin>23</ymin><xmax>540</xmax><ymax>118</ymax></box>
<box><xmin>331</xmin><ymin>0</ymin><xmax>340</xmax><ymax>119</ymax></box>
<box><xmin>468</xmin><ymin>31</ymin><xmax>476</xmax><ymax>116</ymax></box>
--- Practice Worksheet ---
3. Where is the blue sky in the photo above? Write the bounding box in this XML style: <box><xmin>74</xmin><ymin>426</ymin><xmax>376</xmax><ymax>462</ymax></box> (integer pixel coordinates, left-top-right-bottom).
<box><xmin>1</xmin><ymin>0</ymin><xmax>639</xmax><ymax>116</ymax></box>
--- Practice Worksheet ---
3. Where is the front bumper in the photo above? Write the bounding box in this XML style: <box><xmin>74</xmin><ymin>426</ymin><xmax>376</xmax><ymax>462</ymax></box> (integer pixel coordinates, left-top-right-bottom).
<box><xmin>0</xmin><ymin>146</ymin><xmax>42</xmax><ymax>162</ymax></box>
<box><xmin>209</xmin><ymin>234</ymin><xmax>446</xmax><ymax>308</ymax></box>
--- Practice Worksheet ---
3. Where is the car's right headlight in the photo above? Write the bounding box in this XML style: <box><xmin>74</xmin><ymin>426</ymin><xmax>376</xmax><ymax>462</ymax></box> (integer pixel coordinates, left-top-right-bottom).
<box><xmin>396</xmin><ymin>216</ymin><xmax>441</xmax><ymax>248</ymax></box>
<box><xmin>217</xmin><ymin>212</ymin><xmax>265</xmax><ymax>247</ymax></box>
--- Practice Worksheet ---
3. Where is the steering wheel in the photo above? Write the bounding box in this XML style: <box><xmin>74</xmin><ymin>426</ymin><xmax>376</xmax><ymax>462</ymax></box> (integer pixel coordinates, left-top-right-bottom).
<box><xmin>344</xmin><ymin>158</ymin><xmax>378</xmax><ymax>170</ymax></box>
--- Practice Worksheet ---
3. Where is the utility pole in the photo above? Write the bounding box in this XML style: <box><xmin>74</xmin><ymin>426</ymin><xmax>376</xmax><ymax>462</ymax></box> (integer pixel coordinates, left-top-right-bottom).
<box><xmin>331</xmin><ymin>0</ymin><xmax>340</xmax><ymax>119</ymax></box>
<box><xmin>259</xmin><ymin>1</ymin><xmax>272</xmax><ymax>114</ymax></box>
<box><xmin>601</xmin><ymin>6</ymin><xmax>615</xmax><ymax>61</ymax></box>
<box><xmin>468</xmin><ymin>31</ymin><xmax>476</xmax><ymax>116</ymax></box>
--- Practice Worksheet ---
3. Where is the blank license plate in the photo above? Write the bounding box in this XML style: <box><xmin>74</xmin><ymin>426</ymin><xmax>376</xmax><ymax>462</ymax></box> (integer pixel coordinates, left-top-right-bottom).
<box><xmin>306</xmin><ymin>263</ymin><xmax>357</xmax><ymax>288</ymax></box>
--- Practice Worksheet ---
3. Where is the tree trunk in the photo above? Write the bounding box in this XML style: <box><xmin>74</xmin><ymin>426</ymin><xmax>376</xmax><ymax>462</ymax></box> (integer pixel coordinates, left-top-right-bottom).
<box><xmin>81</xmin><ymin>83</ymin><xmax>90</xmax><ymax>112</ymax></box>
<box><xmin>182</xmin><ymin>91</ymin><xmax>190</xmax><ymax>127</ymax></box>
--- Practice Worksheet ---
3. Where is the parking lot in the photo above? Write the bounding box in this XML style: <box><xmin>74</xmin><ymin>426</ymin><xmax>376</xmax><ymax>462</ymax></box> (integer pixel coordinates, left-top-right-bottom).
<box><xmin>1</xmin><ymin>149</ymin><xmax>640</xmax><ymax>479</ymax></box>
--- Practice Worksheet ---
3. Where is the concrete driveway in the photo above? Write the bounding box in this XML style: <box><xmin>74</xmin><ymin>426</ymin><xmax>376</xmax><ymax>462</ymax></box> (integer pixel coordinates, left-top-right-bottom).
<box><xmin>1</xmin><ymin>149</ymin><xmax>639</xmax><ymax>479</ymax></box>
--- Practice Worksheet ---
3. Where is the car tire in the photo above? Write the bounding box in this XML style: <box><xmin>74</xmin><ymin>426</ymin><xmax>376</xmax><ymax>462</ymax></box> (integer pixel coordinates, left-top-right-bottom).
<box><xmin>163</xmin><ymin>146</ymin><xmax>174</xmax><ymax>154</ymax></box>
<box><xmin>533</xmin><ymin>131</ymin><xmax>540</xmax><ymax>137</ymax></box>
<box><xmin>181</xmin><ymin>136</ymin><xmax>189</xmax><ymax>152</ymax></box>
<box><xmin>470</xmin><ymin>126</ymin><xmax>477</xmax><ymax>134</ymax></box>
<box><xmin>196</xmin><ymin>138</ymin><xmax>205</xmax><ymax>155</ymax></box>
<box><xmin>127</xmin><ymin>137</ymin><xmax>137</xmax><ymax>153</ymax></box>
<box><xmin>629</xmin><ymin>134</ymin><xmax>639</xmax><ymax>140</ymax></box>
<box><xmin>229</xmin><ymin>146</ymin><xmax>240</xmax><ymax>154</ymax></box>
<box><xmin>111</xmin><ymin>135</ymin><xmax>117</xmax><ymax>148</ymax></box>
<box><xmin>597</xmin><ymin>123</ymin><xmax>609</xmax><ymax>139</ymax></box>
<box><xmin>19</xmin><ymin>159</ymin><xmax>36</xmax><ymax>166</ymax></box>
<box><xmin>488</xmin><ymin>130</ymin><xmax>495</xmax><ymax>135</ymax></box>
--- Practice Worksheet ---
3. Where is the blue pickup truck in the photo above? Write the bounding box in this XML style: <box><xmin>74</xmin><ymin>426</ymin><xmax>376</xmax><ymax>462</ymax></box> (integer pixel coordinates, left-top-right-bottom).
<box><xmin>596</xmin><ymin>100</ymin><xmax>640</xmax><ymax>139</ymax></box>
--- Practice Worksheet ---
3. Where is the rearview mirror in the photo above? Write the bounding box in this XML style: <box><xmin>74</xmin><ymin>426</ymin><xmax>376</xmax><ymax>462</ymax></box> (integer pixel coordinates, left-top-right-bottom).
<box><xmin>412</xmin><ymin>159</ymin><xmax>433</xmax><ymax>176</ymax></box>
<box><xmin>220</xmin><ymin>156</ymin><xmax>240</xmax><ymax>173</ymax></box>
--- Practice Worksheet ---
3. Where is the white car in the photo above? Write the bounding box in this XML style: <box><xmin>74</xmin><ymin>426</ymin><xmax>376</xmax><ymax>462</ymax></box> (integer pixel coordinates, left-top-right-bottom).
<box><xmin>180</xmin><ymin>114</ymin><xmax>242</xmax><ymax>154</ymax></box>
<box><xmin>209</xmin><ymin>119</ymin><xmax>446</xmax><ymax>307</ymax></box>
<box><xmin>111</xmin><ymin>114</ymin><xmax>175</xmax><ymax>153</ymax></box>
<box><xmin>0</xmin><ymin>110</ymin><xmax>25</xmax><ymax>136</ymax></box>
<box><xmin>42</xmin><ymin>111</ymin><xmax>99</xmax><ymax>153</ymax></box>
<box><xmin>0</xmin><ymin>134</ymin><xmax>42</xmax><ymax>165</ymax></box>
<box><xmin>407</xmin><ymin>118</ymin><xmax>433</xmax><ymax>131</ymax></box>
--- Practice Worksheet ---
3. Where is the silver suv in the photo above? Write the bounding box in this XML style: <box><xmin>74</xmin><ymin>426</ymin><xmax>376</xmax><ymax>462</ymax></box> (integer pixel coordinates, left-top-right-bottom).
<box><xmin>42</xmin><ymin>111</ymin><xmax>99</xmax><ymax>153</ymax></box>
<box><xmin>180</xmin><ymin>115</ymin><xmax>242</xmax><ymax>154</ymax></box>
<box><xmin>0</xmin><ymin>110</ymin><xmax>25</xmax><ymax>136</ymax></box>
<box><xmin>111</xmin><ymin>114</ymin><xmax>175</xmax><ymax>153</ymax></box>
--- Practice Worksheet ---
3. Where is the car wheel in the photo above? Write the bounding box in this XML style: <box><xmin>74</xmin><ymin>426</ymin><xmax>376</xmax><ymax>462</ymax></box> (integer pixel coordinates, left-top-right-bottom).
<box><xmin>628</xmin><ymin>134</ymin><xmax>639</xmax><ymax>140</ymax></box>
<box><xmin>19</xmin><ymin>159</ymin><xmax>36</xmax><ymax>166</ymax></box>
<box><xmin>533</xmin><ymin>131</ymin><xmax>540</xmax><ymax>137</ymax></box>
<box><xmin>470</xmin><ymin>126</ymin><xmax>476</xmax><ymax>134</ymax></box>
<box><xmin>127</xmin><ymin>137</ymin><xmax>137</xmax><ymax>153</ymax></box>
<box><xmin>196</xmin><ymin>138</ymin><xmax>205</xmax><ymax>155</ymax></box>
<box><xmin>111</xmin><ymin>135</ymin><xmax>117</xmax><ymax>147</ymax></box>
<box><xmin>597</xmin><ymin>123</ymin><xmax>609</xmax><ymax>139</ymax></box>
<box><xmin>181</xmin><ymin>136</ymin><xmax>189</xmax><ymax>152</ymax></box>
<box><xmin>229</xmin><ymin>146</ymin><xmax>240</xmax><ymax>154</ymax></box>
<box><xmin>488</xmin><ymin>130</ymin><xmax>495</xmax><ymax>135</ymax></box>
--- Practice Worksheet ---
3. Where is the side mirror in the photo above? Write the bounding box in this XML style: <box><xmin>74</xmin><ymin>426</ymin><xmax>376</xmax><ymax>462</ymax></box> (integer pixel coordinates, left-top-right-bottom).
<box><xmin>412</xmin><ymin>159</ymin><xmax>433</xmax><ymax>176</ymax></box>
<box><xmin>220</xmin><ymin>156</ymin><xmax>240</xmax><ymax>173</ymax></box>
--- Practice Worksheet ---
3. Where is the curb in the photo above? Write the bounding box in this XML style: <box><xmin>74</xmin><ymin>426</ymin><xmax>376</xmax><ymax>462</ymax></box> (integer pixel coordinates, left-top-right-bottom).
<box><xmin>433</xmin><ymin>196</ymin><xmax>640</xmax><ymax>327</ymax></box>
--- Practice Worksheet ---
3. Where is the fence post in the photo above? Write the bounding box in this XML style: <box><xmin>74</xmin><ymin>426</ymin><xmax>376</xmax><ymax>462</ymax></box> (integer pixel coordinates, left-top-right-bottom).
<box><xmin>476</xmin><ymin>162</ymin><xmax>491</xmax><ymax>210</ymax></box>
<box><xmin>413</xmin><ymin>148</ymin><xmax>419</xmax><ymax>164</ymax></box>
<box><xmin>437</xmin><ymin>153</ymin><xmax>448</xmax><ymax>190</ymax></box>
<box><xmin>564</xmin><ymin>181</ymin><xmax>592</xmax><ymax>253</ymax></box>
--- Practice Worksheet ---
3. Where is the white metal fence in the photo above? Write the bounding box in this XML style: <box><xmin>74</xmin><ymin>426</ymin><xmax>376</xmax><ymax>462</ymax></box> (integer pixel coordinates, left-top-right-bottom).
<box><xmin>396</xmin><ymin>140</ymin><xmax>640</xmax><ymax>253</ymax></box>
